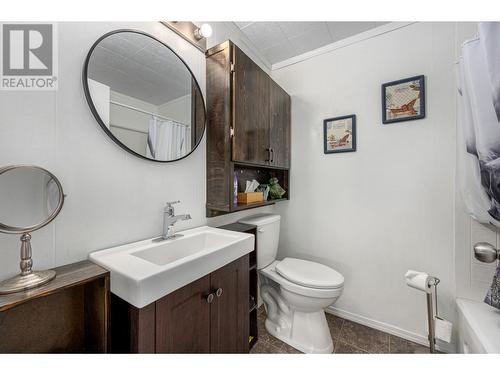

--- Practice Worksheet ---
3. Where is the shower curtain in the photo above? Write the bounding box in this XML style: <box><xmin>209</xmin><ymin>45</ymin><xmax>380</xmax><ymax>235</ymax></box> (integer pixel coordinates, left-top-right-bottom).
<box><xmin>456</xmin><ymin>22</ymin><xmax>500</xmax><ymax>227</ymax></box>
<box><xmin>146</xmin><ymin>116</ymin><xmax>191</xmax><ymax>160</ymax></box>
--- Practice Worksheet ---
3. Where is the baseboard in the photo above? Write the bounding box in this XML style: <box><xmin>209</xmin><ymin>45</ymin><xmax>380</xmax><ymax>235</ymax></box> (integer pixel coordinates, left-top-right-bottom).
<box><xmin>326</xmin><ymin>306</ymin><xmax>455</xmax><ymax>354</ymax></box>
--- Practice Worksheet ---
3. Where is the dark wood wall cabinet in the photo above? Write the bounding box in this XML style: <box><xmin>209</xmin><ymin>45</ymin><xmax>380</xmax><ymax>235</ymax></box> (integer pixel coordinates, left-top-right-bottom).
<box><xmin>0</xmin><ymin>261</ymin><xmax>109</xmax><ymax>353</ymax></box>
<box><xmin>206</xmin><ymin>40</ymin><xmax>291</xmax><ymax>217</ymax></box>
<box><xmin>110</xmin><ymin>254</ymin><xmax>249</xmax><ymax>353</ymax></box>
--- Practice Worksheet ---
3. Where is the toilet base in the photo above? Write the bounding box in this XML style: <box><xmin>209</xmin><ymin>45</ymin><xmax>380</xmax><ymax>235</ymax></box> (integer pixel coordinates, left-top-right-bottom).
<box><xmin>265</xmin><ymin>310</ymin><xmax>334</xmax><ymax>354</ymax></box>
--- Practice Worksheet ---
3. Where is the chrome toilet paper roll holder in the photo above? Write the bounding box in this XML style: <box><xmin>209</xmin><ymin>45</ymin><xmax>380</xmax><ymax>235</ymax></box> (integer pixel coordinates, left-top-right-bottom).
<box><xmin>426</xmin><ymin>276</ymin><xmax>440</xmax><ymax>354</ymax></box>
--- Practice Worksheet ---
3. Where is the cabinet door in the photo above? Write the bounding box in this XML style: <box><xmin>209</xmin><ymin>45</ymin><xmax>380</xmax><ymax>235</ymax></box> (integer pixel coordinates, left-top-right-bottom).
<box><xmin>269</xmin><ymin>80</ymin><xmax>291</xmax><ymax>169</ymax></box>
<box><xmin>206</xmin><ymin>42</ymin><xmax>233</xmax><ymax>213</ymax></box>
<box><xmin>210</xmin><ymin>255</ymin><xmax>249</xmax><ymax>353</ymax></box>
<box><xmin>232</xmin><ymin>46</ymin><xmax>270</xmax><ymax>166</ymax></box>
<box><xmin>155</xmin><ymin>275</ymin><xmax>211</xmax><ymax>353</ymax></box>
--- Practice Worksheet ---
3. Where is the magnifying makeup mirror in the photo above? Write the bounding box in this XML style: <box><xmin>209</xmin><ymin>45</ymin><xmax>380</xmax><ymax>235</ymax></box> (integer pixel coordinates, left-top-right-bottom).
<box><xmin>0</xmin><ymin>165</ymin><xmax>65</xmax><ymax>294</ymax></box>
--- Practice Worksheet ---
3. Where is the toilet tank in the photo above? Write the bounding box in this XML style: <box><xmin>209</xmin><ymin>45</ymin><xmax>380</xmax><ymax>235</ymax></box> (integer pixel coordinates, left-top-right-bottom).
<box><xmin>238</xmin><ymin>214</ymin><xmax>281</xmax><ymax>269</ymax></box>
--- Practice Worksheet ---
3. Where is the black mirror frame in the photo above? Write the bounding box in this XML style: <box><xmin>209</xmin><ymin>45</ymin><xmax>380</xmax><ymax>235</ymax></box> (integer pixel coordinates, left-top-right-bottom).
<box><xmin>82</xmin><ymin>29</ymin><xmax>207</xmax><ymax>163</ymax></box>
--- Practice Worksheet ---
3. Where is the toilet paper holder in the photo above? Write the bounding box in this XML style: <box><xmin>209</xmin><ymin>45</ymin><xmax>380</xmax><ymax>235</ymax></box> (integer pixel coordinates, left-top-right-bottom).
<box><xmin>406</xmin><ymin>272</ymin><xmax>451</xmax><ymax>353</ymax></box>
<box><xmin>473</xmin><ymin>242</ymin><xmax>500</xmax><ymax>263</ymax></box>
<box><xmin>425</xmin><ymin>276</ymin><xmax>442</xmax><ymax>353</ymax></box>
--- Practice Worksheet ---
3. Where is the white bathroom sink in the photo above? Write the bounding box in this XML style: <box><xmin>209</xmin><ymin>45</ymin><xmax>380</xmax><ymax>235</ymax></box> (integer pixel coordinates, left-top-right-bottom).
<box><xmin>89</xmin><ymin>226</ymin><xmax>254</xmax><ymax>308</ymax></box>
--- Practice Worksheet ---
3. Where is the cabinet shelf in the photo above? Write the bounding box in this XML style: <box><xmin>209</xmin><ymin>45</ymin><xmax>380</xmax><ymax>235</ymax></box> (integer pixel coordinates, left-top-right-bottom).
<box><xmin>233</xmin><ymin>198</ymin><xmax>288</xmax><ymax>212</ymax></box>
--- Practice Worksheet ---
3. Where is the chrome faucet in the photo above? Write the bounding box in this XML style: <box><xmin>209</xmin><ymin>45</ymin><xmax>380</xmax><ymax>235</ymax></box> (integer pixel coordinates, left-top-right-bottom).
<box><xmin>162</xmin><ymin>201</ymin><xmax>191</xmax><ymax>240</ymax></box>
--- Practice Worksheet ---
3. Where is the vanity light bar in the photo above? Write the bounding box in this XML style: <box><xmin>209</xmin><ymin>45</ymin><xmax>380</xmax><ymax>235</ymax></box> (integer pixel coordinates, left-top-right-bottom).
<box><xmin>161</xmin><ymin>21</ymin><xmax>210</xmax><ymax>53</ymax></box>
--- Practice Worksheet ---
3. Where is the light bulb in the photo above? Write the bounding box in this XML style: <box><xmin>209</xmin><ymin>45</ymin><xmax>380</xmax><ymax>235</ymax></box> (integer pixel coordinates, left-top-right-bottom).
<box><xmin>194</xmin><ymin>23</ymin><xmax>213</xmax><ymax>40</ymax></box>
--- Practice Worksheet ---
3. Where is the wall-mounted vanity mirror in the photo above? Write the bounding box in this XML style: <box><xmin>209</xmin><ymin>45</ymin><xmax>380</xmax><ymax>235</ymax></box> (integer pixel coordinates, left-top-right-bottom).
<box><xmin>0</xmin><ymin>165</ymin><xmax>64</xmax><ymax>294</ymax></box>
<box><xmin>83</xmin><ymin>30</ymin><xmax>206</xmax><ymax>162</ymax></box>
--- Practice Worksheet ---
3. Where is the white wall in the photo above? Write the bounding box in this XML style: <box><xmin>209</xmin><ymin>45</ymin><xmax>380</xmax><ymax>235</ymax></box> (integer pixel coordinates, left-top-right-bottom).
<box><xmin>110</xmin><ymin>91</ymin><xmax>158</xmax><ymax>133</ymax></box>
<box><xmin>0</xmin><ymin>21</ymin><xmax>273</xmax><ymax>281</ymax></box>
<box><xmin>271</xmin><ymin>22</ymin><xmax>473</xmax><ymax>350</ymax></box>
<box><xmin>158</xmin><ymin>94</ymin><xmax>191</xmax><ymax>125</ymax></box>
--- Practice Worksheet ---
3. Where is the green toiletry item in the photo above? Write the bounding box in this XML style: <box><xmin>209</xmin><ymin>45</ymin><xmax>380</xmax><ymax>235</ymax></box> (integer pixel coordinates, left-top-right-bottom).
<box><xmin>269</xmin><ymin>177</ymin><xmax>286</xmax><ymax>199</ymax></box>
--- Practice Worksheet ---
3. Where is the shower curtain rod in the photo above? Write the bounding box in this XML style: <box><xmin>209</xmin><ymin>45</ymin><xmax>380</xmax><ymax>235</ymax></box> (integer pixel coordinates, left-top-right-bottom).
<box><xmin>110</xmin><ymin>100</ymin><xmax>190</xmax><ymax>127</ymax></box>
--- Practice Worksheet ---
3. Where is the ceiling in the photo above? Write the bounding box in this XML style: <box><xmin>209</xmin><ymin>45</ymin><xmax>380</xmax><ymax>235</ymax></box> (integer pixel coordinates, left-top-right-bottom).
<box><xmin>88</xmin><ymin>32</ymin><xmax>192</xmax><ymax>106</ymax></box>
<box><xmin>234</xmin><ymin>22</ymin><xmax>388</xmax><ymax>65</ymax></box>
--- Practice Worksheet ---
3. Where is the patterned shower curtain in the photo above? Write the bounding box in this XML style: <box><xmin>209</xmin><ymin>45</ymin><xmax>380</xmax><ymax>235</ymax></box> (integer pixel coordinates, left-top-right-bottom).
<box><xmin>456</xmin><ymin>22</ymin><xmax>500</xmax><ymax>227</ymax></box>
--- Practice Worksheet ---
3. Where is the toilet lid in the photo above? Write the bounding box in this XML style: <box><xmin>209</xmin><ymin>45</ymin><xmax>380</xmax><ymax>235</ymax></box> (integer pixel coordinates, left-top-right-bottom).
<box><xmin>275</xmin><ymin>258</ymin><xmax>344</xmax><ymax>289</ymax></box>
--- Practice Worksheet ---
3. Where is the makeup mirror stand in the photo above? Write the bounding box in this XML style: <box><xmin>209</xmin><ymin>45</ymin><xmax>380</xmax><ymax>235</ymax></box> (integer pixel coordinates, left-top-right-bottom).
<box><xmin>0</xmin><ymin>165</ymin><xmax>65</xmax><ymax>295</ymax></box>
<box><xmin>0</xmin><ymin>232</ymin><xmax>56</xmax><ymax>294</ymax></box>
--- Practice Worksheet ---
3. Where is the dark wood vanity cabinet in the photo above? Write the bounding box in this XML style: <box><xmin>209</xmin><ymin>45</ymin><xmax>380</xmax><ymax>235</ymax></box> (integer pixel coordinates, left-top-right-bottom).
<box><xmin>156</xmin><ymin>274</ymin><xmax>212</xmax><ymax>353</ymax></box>
<box><xmin>111</xmin><ymin>254</ymin><xmax>249</xmax><ymax>353</ymax></box>
<box><xmin>206</xmin><ymin>40</ymin><xmax>291</xmax><ymax>216</ymax></box>
<box><xmin>209</xmin><ymin>255</ymin><xmax>249</xmax><ymax>353</ymax></box>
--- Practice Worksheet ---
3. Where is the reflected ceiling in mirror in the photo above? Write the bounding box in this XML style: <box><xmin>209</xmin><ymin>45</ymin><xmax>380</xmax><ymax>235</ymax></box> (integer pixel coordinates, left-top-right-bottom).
<box><xmin>83</xmin><ymin>30</ymin><xmax>206</xmax><ymax>162</ymax></box>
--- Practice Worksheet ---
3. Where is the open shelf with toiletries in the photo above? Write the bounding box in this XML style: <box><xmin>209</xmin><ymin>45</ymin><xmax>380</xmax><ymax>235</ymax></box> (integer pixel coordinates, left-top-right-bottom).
<box><xmin>234</xmin><ymin>163</ymin><xmax>289</xmax><ymax>209</ymax></box>
<box><xmin>206</xmin><ymin>40</ymin><xmax>291</xmax><ymax>217</ymax></box>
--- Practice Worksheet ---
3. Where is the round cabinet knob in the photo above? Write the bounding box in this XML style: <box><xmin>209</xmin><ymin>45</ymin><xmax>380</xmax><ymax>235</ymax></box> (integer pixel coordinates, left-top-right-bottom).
<box><xmin>206</xmin><ymin>293</ymin><xmax>214</xmax><ymax>303</ymax></box>
<box><xmin>473</xmin><ymin>242</ymin><xmax>499</xmax><ymax>263</ymax></box>
<box><xmin>215</xmin><ymin>288</ymin><xmax>223</xmax><ymax>298</ymax></box>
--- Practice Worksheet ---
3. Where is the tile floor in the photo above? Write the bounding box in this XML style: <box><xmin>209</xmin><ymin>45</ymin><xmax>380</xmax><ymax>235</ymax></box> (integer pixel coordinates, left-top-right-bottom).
<box><xmin>250</xmin><ymin>306</ymin><xmax>430</xmax><ymax>354</ymax></box>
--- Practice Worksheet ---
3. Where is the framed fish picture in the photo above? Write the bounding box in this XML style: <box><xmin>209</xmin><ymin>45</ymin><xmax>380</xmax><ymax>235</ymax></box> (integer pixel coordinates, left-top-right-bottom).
<box><xmin>382</xmin><ymin>75</ymin><xmax>425</xmax><ymax>124</ymax></box>
<box><xmin>323</xmin><ymin>114</ymin><xmax>356</xmax><ymax>154</ymax></box>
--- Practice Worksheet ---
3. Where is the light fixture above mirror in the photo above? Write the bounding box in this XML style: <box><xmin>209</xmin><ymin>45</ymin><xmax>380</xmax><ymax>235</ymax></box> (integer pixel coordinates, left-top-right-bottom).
<box><xmin>193</xmin><ymin>23</ymin><xmax>213</xmax><ymax>40</ymax></box>
<box><xmin>161</xmin><ymin>21</ymin><xmax>212</xmax><ymax>52</ymax></box>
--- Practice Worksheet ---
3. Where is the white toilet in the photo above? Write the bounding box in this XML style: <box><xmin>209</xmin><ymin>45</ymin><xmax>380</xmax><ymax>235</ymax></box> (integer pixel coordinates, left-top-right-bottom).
<box><xmin>239</xmin><ymin>214</ymin><xmax>344</xmax><ymax>354</ymax></box>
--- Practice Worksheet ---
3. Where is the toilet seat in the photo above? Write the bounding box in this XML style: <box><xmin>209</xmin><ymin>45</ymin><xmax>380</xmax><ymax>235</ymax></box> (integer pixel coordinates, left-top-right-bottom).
<box><xmin>260</xmin><ymin>261</ymin><xmax>344</xmax><ymax>299</ymax></box>
<box><xmin>276</xmin><ymin>257</ymin><xmax>344</xmax><ymax>289</ymax></box>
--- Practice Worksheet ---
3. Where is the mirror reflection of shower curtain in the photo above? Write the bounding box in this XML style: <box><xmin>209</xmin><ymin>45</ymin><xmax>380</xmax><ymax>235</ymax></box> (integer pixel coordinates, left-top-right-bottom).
<box><xmin>456</xmin><ymin>22</ymin><xmax>500</xmax><ymax>227</ymax></box>
<box><xmin>146</xmin><ymin>116</ymin><xmax>191</xmax><ymax>160</ymax></box>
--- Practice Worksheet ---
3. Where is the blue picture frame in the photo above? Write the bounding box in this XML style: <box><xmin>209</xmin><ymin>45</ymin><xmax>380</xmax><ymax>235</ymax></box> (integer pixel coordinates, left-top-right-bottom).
<box><xmin>323</xmin><ymin>114</ymin><xmax>356</xmax><ymax>154</ymax></box>
<box><xmin>382</xmin><ymin>75</ymin><xmax>425</xmax><ymax>124</ymax></box>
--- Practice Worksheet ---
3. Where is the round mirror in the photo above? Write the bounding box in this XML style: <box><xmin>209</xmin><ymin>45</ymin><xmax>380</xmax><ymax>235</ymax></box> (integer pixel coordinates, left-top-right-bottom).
<box><xmin>0</xmin><ymin>165</ymin><xmax>64</xmax><ymax>294</ymax></box>
<box><xmin>83</xmin><ymin>30</ymin><xmax>206</xmax><ymax>162</ymax></box>
<box><xmin>0</xmin><ymin>165</ymin><xmax>64</xmax><ymax>233</ymax></box>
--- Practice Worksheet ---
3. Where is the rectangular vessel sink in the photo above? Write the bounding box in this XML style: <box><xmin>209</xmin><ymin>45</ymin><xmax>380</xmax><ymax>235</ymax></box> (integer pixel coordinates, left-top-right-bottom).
<box><xmin>89</xmin><ymin>226</ymin><xmax>254</xmax><ymax>308</ymax></box>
